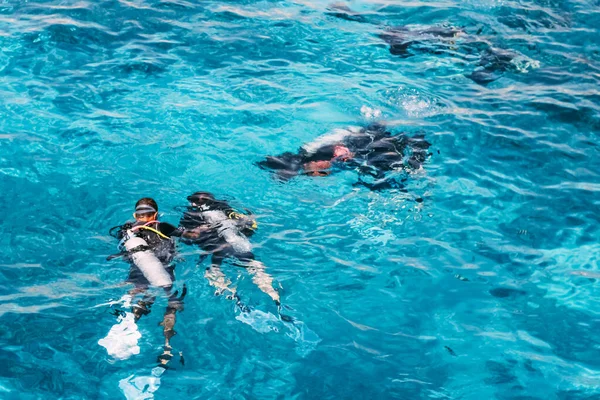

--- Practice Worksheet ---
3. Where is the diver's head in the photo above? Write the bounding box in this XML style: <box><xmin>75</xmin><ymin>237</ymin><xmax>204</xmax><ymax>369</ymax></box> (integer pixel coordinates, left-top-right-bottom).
<box><xmin>134</xmin><ymin>197</ymin><xmax>158</xmax><ymax>222</ymax></box>
<box><xmin>187</xmin><ymin>191</ymin><xmax>215</xmax><ymax>207</ymax></box>
<box><xmin>303</xmin><ymin>160</ymin><xmax>332</xmax><ymax>176</ymax></box>
<box><xmin>333</xmin><ymin>145</ymin><xmax>352</xmax><ymax>161</ymax></box>
<box><xmin>302</xmin><ymin>145</ymin><xmax>353</xmax><ymax>177</ymax></box>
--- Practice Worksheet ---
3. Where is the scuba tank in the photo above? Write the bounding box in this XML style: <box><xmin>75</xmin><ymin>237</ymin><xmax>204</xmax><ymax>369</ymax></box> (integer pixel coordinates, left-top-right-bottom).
<box><xmin>201</xmin><ymin>210</ymin><xmax>253</xmax><ymax>253</ymax></box>
<box><xmin>123</xmin><ymin>230</ymin><xmax>173</xmax><ymax>288</ymax></box>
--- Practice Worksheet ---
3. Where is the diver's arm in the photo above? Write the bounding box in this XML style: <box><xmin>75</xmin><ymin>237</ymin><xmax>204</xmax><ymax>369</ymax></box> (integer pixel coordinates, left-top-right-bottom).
<box><xmin>257</xmin><ymin>153</ymin><xmax>303</xmax><ymax>181</ymax></box>
<box><xmin>406</xmin><ymin>134</ymin><xmax>432</xmax><ymax>169</ymax></box>
<box><xmin>156</xmin><ymin>222</ymin><xmax>181</xmax><ymax>237</ymax></box>
<box><xmin>180</xmin><ymin>225</ymin><xmax>211</xmax><ymax>239</ymax></box>
<box><xmin>106</xmin><ymin>251</ymin><xmax>127</xmax><ymax>261</ymax></box>
<box><xmin>159</xmin><ymin>222</ymin><xmax>209</xmax><ymax>240</ymax></box>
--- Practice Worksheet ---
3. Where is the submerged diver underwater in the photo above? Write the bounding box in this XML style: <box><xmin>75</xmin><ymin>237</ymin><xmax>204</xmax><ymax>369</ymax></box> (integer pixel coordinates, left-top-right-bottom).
<box><xmin>327</xmin><ymin>3</ymin><xmax>540</xmax><ymax>84</ymax></box>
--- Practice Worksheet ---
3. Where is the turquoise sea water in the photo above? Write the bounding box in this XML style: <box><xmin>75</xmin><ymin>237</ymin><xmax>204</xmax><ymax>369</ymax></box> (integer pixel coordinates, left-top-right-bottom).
<box><xmin>1</xmin><ymin>0</ymin><xmax>600</xmax><ymax>398</ymax></box>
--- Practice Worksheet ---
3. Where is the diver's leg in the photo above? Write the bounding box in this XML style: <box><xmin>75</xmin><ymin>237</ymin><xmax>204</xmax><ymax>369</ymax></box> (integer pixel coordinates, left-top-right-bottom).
<box><xmin>158</xmin><ymin>288</ymin><xmax>185</xmax><ymax>368</ymax></box>
<box><xmin>204</xmin><ymin>253</ymin><xmax>236</xmax><ymax>298</ymax></box>
<box><xmin>128</xmin><ymin>287</ymin><xmax>156</xmax><ymax>322</ymax></box>
<box><xmin>244</xmin><ymin>258</ymin><xmax>280</xmax><ymax>305</ymax></box>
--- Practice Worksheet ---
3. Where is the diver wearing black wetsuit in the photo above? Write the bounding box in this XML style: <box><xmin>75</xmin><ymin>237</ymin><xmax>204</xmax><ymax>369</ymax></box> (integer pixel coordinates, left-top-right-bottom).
<box><xmin>112</xmin><ymin>220</ymin><xmax>180</xmax><ymax>288</ymax></box>
<box><xmin>378</xmin><ymin>26</ymin><xmax>530</xmax><ymax>84</ymax></box>
<box><xmin>179</xmin><ymin>191</ymin><xmax>280</xmax><ymax>305</ymax></box>
<box><xmin>257</xmin><ymin>123</ymin><xmax>431</xmax><ymax>191</ymax></box>
<box><xmin>111</xmin><ymin>206</ymin><xmax>182</xmax><ymax>292</ymax></box>
<box><xmin>108</xmin><ymin>198</ymin><xmax>185</xmax><ymax>366</ymax></box>
<box><xmin>326</xmin><ymin>4</ymin><xmax>533</xmax><ymax>85</ymax></box>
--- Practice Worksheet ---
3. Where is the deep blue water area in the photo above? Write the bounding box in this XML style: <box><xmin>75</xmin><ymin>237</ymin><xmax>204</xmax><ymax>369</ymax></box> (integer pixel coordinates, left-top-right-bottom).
<box><xmin>1</xmin><ymin>0</ymin><xmax>600</xmax><ymax>398</ymax></box>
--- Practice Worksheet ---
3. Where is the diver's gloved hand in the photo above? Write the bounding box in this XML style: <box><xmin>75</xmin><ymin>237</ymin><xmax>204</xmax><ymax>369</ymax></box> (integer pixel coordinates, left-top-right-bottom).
<box><xmin>181</xmin><ymin>225</ymin><xmax>210</xmax><ymax>241</ymax></box>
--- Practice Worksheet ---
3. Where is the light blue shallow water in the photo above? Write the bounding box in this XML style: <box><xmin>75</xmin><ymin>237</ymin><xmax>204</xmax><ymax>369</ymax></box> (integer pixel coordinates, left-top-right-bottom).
<box><xmin>1</xmin><ymin>0</ymin><xmax>600</xmax><ymax>398</ymax></box>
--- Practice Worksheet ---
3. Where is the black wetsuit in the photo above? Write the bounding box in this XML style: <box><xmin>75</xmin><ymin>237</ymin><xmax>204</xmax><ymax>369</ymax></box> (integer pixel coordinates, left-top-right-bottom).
<box><xmin>107</xmin><ymin>220</ymin><xmax>186</xmax><ymax>349</ymax></box>
<box><xmin>325</xmin><ymin>5</ymin><xmax>524</xmax><ymax>85</ymax></box>
<box><xmin>110</xmin><ymin>221</ymin><xmax>181</xmax><ymax>288</ymax></box>
<box><xmin>379</xmin><ymin>26</ymin><xmax>466</xmax><ymax>58</ymax></box>
<box><xmin>257</xmin><ymin>124</ymin><xmax>431</xmax><ymax>190</ymax></box>
<box><xmin>380</xmin><ymin>26</ymin><xmax>523</xmax><ymax>84</ymax></box>
<box><xmin>179</xmin><ymin>196</ymin><xmax>257</xmax><ymax>267</ymax></box>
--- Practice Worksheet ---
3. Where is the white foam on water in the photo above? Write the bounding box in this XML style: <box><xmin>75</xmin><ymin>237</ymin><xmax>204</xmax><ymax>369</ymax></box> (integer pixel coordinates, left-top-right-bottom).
<box><xmin>381</xmin><ymin>86</ymin><xmax>443</xmax><ymax>118</ymax></box>
<box><xmin>284</xmin><ymin>320</ymin><xmax>321</xmax><ymax>357</ymax></box>
<box><xmin>235</xmin><ymin>308</ymin><xmax>321</xmax><ymax>357</ymax></box>
<box><xmin>95</xmin><ymin>294</ymin><xmax>133</xmax><ymax>309</ymax></box>
<box><xmin>347</xmin><ymin>191</ymin><xmax>416</xmax><ymax>245</ymax></box>
<box><xmin>98</xmin><ymin>311</ymin><xmax>141</xmax><ymax>360</ymax></box>
<box><xmin>235</xmin><ymin>309</ymin><xmax>281</xmax><ymax>333</ymax></box>
<box><xmin>511</xmin><ymin>55</ymin><xmax>541</xmax><ymax>73</ymax></box>
<box><xmin>119</xmin><ymin>367</ymin><xmax>165</xmax><ymax>400</ymax></box>
<box><xmin>360</xmin><ymin>105</ymin><xmax>382</xmax><ymax>120</ymax></box>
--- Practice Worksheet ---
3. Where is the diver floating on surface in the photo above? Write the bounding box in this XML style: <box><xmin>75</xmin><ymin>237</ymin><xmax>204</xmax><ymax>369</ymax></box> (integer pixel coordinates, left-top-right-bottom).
<box><xmin>177</xmin><ymin>191</ymin><xmax>319</xmax><ymax>352</ymax></box>
<box><xmin>179</xmin><ymin>191</ymin><xmax>281</xmax><ymax>307</ymax></box>
<box><xmin>257</xmin><ymin>123</ymin><xmax>431</xmax><ymax>191</ymax></box>
<box><xmin>102</xmin><ymin>198</ymin><xmax>185</xmax><ymax>369</ymax></box>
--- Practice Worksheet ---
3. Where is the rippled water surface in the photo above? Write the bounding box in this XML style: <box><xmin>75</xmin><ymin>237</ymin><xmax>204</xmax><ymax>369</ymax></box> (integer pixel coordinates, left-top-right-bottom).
<box><xmin>2</xmin><ymin>0</ymin><xmax>600</xmax><ymax>398</ymax></box>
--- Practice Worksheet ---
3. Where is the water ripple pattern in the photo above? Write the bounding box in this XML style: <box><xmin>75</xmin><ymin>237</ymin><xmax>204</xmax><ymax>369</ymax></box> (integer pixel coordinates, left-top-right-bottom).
<box><xmin>1</xmin><ymin>0</ymin><xmax>600</xmax><ymax>398</ymax></box>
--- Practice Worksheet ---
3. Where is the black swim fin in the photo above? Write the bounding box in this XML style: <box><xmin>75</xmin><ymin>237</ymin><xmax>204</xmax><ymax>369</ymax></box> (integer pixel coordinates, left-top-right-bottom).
<box><xmin>278</xmin><ymin>304</ymin><xmax>295</xmax><ymax>323</ymax></box>
<box><xmin>233</xmin><ymin>294</ymin><xmax>252</xmax><ymax>313</ymax></box>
